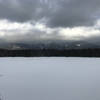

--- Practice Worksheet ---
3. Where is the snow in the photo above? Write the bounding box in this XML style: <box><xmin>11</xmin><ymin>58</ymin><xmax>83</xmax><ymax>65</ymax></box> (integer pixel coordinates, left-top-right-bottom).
<box><xmin>0</xmin><ymin>57</ymin><xmax>100</xmax><ymax>100</ymax></box>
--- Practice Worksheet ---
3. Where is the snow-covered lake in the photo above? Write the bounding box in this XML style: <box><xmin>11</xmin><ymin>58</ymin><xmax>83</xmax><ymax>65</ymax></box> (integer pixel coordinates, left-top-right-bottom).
<box><xmin>0</xmin><ymin>57</ymin><xmax>100</xmax><ymax>100</ymax></box>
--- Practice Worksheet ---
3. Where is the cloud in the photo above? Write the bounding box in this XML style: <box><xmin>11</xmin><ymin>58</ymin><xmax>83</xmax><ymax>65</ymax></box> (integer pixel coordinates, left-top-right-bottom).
<box><xmin>0</xmin><ymin>0</ymin><xmax>100</xmax><ymax>44</ymax></box>
<box><xmin>0</xmin><ymin>20</ymin><xmax>64</xmax><ymax>42</ymax></box>
<box><xmin>0</xmin><ymin>20</ymin><xmax>100</xmax><ymax>43</ymax></box>
<box><xmin>0</xmin><ymin>0</ymin><xmax>100</xmax><ymax>28</ymax></box>
<box><xmin>47</xmin><ymin>0</ymin><xmax>100</xmax><ymax>28</ymax></box>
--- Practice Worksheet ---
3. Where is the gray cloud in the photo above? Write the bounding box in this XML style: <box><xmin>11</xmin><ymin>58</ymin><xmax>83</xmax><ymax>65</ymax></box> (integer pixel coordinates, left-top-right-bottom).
<box><xmin>0</xmin><ymin>0</ymin><xmax>100</xmax><ymax>28</ymax></box>
<box><xmin>47</xmin><ymin>0</ymin><xmax>100</xmax><ymax>27</ymax></box>
<box><xmin>0</xmin><ymin>29</ymin><xmax>65</xmax><ymax>43</ymax></box>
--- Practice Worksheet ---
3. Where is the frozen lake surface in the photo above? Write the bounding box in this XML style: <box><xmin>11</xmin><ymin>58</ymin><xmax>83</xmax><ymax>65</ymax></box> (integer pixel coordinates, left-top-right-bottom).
<box><xmin>0</xmin><ymin>57</ymin><xmax>100</xmax><ymax>100</ymax></box>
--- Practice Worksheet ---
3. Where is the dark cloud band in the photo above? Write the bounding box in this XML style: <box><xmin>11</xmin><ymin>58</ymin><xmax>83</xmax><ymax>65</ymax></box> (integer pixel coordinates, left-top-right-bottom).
<box><xmin>0</xmin><ymin>0</ymin><xmax>100</xmax><ymax>28</ymax></box>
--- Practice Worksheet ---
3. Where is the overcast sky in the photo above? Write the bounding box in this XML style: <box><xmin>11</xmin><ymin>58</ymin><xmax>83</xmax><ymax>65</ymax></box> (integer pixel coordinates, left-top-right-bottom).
<box><xmin>0</xmin><ymin>0</ymin><xmax>100</xmax><ymax>43</ymax></box>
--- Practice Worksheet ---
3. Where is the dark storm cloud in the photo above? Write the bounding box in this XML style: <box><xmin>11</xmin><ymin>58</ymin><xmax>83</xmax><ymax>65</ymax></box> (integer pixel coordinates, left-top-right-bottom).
<box><xmin>0</xmin><ymin>0</ymin><xmax>55</xmax><ymax>22</ymax></box>
<box><xmin>0</xmin><ymin>0</ymin><xmax>100</xmax><ymax>28</ymax></box>
<box><xmin>0</xmin><ymin>0</ymin><xmax>42</xmax><ymax>22</ymax></box>
<box><xmin>47</xmin><ymin>0</ymin><xmax>100</xmax><ymax>27</ymax></box>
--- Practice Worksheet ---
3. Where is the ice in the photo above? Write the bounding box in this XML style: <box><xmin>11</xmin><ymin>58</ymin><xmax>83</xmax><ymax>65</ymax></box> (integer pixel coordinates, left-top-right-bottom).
<box><xmin>0</xmin><ymin>57</ymin><xmax>100</xmax><ymax>100</ymax></box>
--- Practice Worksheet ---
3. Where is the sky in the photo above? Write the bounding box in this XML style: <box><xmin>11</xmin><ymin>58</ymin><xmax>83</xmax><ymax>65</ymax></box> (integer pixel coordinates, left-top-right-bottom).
<box><xmin>0</xmin><ymin>0</ymin><xmax>100</xmax><ymax>43</ymax></box>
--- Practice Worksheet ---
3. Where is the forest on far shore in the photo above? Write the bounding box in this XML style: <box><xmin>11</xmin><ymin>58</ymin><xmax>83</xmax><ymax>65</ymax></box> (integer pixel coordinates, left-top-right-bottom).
<box><xmin>0</xmin><ymin>48</ymin><xmax>100</xmax><ymax>57</ymax></box>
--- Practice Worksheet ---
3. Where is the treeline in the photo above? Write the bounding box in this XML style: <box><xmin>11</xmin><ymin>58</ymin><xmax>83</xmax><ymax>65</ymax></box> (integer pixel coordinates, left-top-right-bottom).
<box><xmin>0</xmin><ymin>48</ymin><xmax>100</xmax><ymax>57</ymax></box>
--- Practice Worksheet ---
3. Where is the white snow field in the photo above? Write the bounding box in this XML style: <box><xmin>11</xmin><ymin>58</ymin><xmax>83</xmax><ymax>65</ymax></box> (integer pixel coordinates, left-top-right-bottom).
<box><xmin>0</xmin><ymin>57</ymin><xmax>100</xmax><ymax>100</ymax></box>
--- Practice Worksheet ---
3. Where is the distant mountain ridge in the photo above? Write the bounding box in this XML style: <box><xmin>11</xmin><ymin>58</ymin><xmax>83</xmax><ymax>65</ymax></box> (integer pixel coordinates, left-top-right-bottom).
<box><xmin>0</xmin><ymin>40</ymin><xmax>100</xmax><ymax>50</ymax></box>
